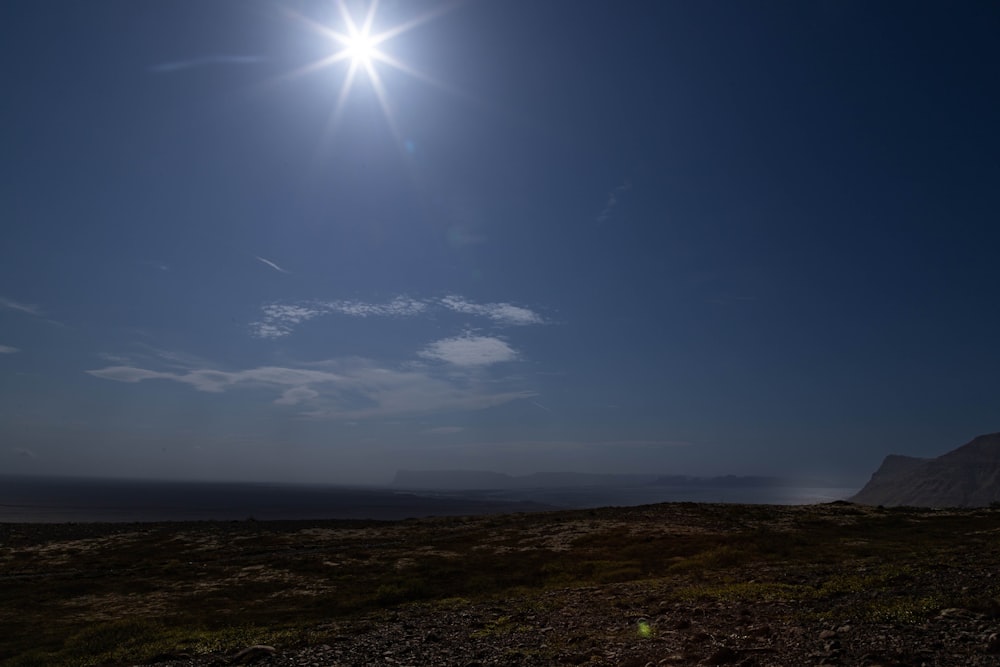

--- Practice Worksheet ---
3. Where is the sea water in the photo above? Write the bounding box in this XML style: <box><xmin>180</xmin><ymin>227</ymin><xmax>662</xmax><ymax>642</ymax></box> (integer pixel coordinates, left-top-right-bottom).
<box><xmin>0</xmin><ymin>476</ymin><xmax>858</xmax><ymax>523</ymax></box>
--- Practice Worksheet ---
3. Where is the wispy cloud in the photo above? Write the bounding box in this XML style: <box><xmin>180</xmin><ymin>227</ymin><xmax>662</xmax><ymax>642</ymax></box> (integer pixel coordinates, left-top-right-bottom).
<box><xmin>440</xmin><ymin>295</ymin><xmax>544</xmax><ymax>325</ymax></box>
<box><xmin>87</xmin><ymin>366</ymin><xmax>172</xmax><ymax>384</ymax></box>
<box><xmin>275</xmin><ymin>386</ymin><xmax>319</xmax><ymax>405</ymax></box>
<box><xmin>87</xmin><ymin>357</ymin><xmax>532</xmax><ymax>419</ymax></box>
<box><xmin>0</xmin><ymin>344</ymin><xmax>21</xmax><ymax>354</ymax></box>
<box><xmin>255</xmin><ymin>256</ymin><xmax>289</xmax><ymax>274</ymax></box>
<box><xmin>250</xmin><ymin>294</ymin><xmax>543</xmax><ymax>339</ymax></box>
<box><xmin>251</xmin><ymin>322</ymin><xmax>295</xmax><ymax>340</ymax></box>
<box><xmin>324</xmin><ymin>297</ymin><xmax>428</xmax><ymax>318</ymax></box>
<box><xmin>250</xmin><ymin>297</ymin><xmax>428</xmax><ymax>339</ymax></box>
<box><xmin>130</xmin><ymin>344</ymin><xmax>218</xmax><ymax>371</ymax></box>
<box><xmin>418</xmin><ymin>334</ymin><xmax>518</xmax><ymax>366</ymax></box>
<box><xmin>0</xmin><ymin>296</ymin><xmax>41</xmax><ymax>316</ymax></box>
<box><xmin>251</xmin><ymin>304</ymin><xmax>325</xmax><ymax>339</ymax></box>
<box><xmin>149</xmin><ymin>55</ymin><xmax>265</xmax><ymax>73</ymax></box>
<box><xmin>87</xmin><ymin>365</ymin><xmax>343</xmax><ymax>394</ymax></box>
<box><xmin>597</xmin><ymin>180</ymin><xmax>632</xmax><ymax>223</ymax></box>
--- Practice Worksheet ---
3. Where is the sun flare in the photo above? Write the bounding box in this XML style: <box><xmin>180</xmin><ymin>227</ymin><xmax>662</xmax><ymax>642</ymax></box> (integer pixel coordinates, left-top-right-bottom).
<box><xmin>282</xmin><ymin>0</ymin><xmax>455</xmax><ymax>147</ymax></box>
<box><xmin>332</xmin><ymin>6</ymin><xmax>386</xmax><ymax>74</ymax></box>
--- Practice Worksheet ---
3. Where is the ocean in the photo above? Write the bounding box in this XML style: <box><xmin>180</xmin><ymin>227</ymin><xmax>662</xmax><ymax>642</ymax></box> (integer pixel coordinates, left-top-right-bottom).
<box><xmin>458</xmin><ymin>484</ymin><xmax>859</xmax><ymax>509</ymax></box>
<box><xmin>0</xmin><ymin>476</ymin><xmax>858</xmax><ymax>523</ymax></box>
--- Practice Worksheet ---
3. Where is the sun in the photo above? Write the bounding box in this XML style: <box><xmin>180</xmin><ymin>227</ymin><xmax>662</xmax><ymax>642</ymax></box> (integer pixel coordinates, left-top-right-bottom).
<box><xmin>342</xmin><ymin>29</ymin><xmax>378</xmax><ymax>68</ymax></box>
<box><xmin>281</xmin><ymin>0</ymin><xmax>455</xmax><ymax>148</ymax></box>
<box><xmin>330</xmin><ymin>5</ymin><xmax>387</xmax><ymax>75</ymax></box>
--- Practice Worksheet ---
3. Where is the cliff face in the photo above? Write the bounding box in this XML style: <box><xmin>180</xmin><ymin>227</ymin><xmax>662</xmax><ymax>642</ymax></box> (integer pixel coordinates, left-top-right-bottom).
<box><xmin>851</xmin><ymin>433</ymin><xmax>1000</xmax><ymax>507</ymax></box>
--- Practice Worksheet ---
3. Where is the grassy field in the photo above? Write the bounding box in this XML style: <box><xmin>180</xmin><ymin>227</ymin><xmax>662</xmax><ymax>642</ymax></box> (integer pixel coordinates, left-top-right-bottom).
<box><xmin>3</xmin><ymin>501</ymin><xmax>1000</xmax><ymax>666</ymax></box>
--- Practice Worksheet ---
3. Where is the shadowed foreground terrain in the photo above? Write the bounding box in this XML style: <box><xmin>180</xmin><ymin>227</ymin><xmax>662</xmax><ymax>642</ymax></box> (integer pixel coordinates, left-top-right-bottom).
<box><xmin>4</xmin><ymin>502</ymin><xmax>1000</xmax><ymax>666</ymax></box>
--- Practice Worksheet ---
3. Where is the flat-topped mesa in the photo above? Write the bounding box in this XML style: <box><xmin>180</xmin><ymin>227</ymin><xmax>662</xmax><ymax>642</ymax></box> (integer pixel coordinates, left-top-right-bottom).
<box><xmin>851</xmin><ymin>432</ymin><xmax>1000</xmax><ymax>507</ymax></box>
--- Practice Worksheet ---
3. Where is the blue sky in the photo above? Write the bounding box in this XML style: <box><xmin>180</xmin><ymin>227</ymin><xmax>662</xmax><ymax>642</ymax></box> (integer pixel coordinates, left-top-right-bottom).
<box><xmin>2</xmin><ymin>0</ymin><xmax>998</xmax><ymax>484</ymax></box>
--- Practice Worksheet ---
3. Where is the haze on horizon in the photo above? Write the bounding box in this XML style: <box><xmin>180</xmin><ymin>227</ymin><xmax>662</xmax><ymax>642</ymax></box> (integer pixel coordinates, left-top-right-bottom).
<box><xmin>2</xmin><ymin>1</ymin><xmax>998</xmax><ymax>487</ymax></box>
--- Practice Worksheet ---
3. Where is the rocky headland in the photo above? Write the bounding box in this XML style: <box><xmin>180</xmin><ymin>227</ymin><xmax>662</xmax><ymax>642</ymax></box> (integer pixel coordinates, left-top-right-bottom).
<box><xmin>851</xmin><ymin>432</ymin><xmax>1000</xmax><ymax>507</ymax></box>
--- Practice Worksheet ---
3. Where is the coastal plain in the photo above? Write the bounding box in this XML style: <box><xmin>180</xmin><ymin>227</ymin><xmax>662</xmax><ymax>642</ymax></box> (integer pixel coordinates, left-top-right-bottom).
<box><xmin>4</xmin><ymin>502</ymin><xmax>1000</xmax><ymax>666</ymax></box>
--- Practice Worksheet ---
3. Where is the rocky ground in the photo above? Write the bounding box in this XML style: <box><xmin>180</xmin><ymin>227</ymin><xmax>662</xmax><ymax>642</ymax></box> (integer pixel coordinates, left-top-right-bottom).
<box><xmin>137</xmin><ymin>583</ymin><xmax>1000</xmax><ymax>667</ymax></box>
<box><xmin>5</xmin><ymin>502</ymin><xmax>1000</xmax><ymax>666</ymax></box>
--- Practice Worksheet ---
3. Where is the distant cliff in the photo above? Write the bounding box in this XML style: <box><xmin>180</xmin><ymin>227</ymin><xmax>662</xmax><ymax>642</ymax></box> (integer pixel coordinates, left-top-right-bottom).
<box><xmin>392</xmin><ymin>470</ymin><xmax>794</xmax><ymax>491</ymax></box>
<box><xmin>392</xmin><ymin>470</ymin><xmax>659</xmax><ymax>490</ymax></box>
<box><xmin>851</xmin><ymin>432</ymin><xmax>1000</xmax><ymax>507</ymax></box>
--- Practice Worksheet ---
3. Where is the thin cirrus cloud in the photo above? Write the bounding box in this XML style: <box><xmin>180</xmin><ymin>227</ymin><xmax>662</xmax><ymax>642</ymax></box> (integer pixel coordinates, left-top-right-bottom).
<box><xmin>0</xmin><ymin>296</ymin><xmax>42</xmax><ymax>316</ymax></box>
<box><xmin>250</xmin><ymin>294</ymin><xmax>543</xmax><ymax>339</ymax></box>
<box><xmin>0</xmin><ymin>344</ymin><xmax>20</xmax><ymax>354</ymax></box>
<box><xmin>255</xmin><ymin>256</ymin><xmax>290</xmax><ymax>274</ymax></box>
<box><xmin>148</xmin><ymin>55</ymin><xmax>265</xmax><ymax>73</ymax></box>
<box><xmin>87</xmin><ymin>358</ymin><xmax>534</xmax><ymax>419</ymax></box>
<box><xmin>86</xmin><ymin>365</ymin><xmax>343</xmax><ymax>394</ymax></box>
<box><xmin>0</xmin><ymin>295</ymin><xmax>65</xmax><ymax>328</ymax></box>
<box><xmin>439</xmin><ymin>295</ymin><xmax>544</xmax><ymax>325</ymax></box>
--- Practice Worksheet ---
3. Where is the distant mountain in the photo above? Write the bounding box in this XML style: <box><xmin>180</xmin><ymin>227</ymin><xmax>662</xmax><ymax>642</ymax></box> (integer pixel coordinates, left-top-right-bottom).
<box><xmin>851</xmin><ymin>432</ymin><xmax>1000</xmax><ymax>507</ymax></box>
<box><xmin>392</xmin><ymin>470</ymin><xmax>658</xmax><ymax>490</ymax></box>
<box><xmin>392</xmin><ymin>470</ymin><xmax>795</xmax><ymax>491</ymax></box>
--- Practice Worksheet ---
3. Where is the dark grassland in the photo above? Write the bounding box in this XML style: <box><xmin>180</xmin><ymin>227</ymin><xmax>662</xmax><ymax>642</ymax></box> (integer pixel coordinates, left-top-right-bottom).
<box><xmin>3</xmin><ymin>502</ymin><xmax>1000</xmax><ymax>666</ymax></box>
